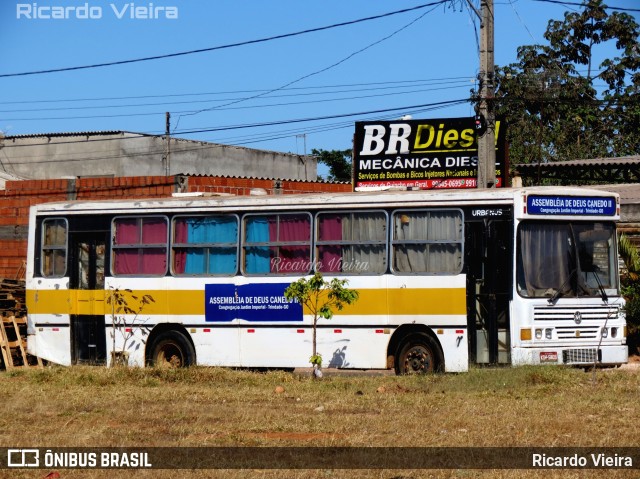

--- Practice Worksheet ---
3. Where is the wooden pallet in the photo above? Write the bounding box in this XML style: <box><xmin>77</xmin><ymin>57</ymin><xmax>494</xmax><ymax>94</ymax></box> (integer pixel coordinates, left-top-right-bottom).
<box><xmin>0</xmin><ymin>316</ymin><xmax>42</xmax><ymax>369</ymax></box>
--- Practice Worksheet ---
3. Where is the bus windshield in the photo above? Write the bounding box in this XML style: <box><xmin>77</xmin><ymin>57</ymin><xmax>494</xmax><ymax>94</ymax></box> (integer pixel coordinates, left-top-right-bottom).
<box><xmin>516</xmin><ymin>221</ymin><xmax>619</xmax><ymax>299</ymax></box>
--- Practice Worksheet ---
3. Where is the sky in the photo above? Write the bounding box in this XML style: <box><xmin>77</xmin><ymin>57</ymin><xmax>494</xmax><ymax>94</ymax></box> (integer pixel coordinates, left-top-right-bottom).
<box><xmin>1</xmin><ymin>0</ymin><xmax>638</xmax><ymax>165</ymax></box>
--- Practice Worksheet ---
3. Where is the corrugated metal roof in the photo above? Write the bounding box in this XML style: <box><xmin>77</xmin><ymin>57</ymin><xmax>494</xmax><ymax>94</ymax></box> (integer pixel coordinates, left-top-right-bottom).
<box><xmin>2</xmin><ymin>130</ymin><xmax>127</xmax><ymax>139</ymax></box>
<box><xmin>590</xmin><ymin>184</ymin><xmax>640</xmax><ymax>202</ymax></box>
<box><xmin>177</xmin><ymin>173</ymin><xmax>349</xmax><ymax>185</ymax></box>
<box><xmin>514</xmin><ymin>155</ymin><xmax>640</xmax><ymax>169</ymax></box>
<box><xmin>1</xmin><ymin>130</ymin><xmax>313</xmax><ymax>159</ymax></box>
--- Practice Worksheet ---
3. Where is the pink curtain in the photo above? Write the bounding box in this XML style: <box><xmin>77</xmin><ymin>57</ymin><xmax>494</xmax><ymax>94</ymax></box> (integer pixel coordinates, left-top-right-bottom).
<box><xmin>271</xmin><ymin>215</ymin><xmax>310</xmax><ymax>273</ymax></box>
<box><xmin>173</xmin><ymin>219</ymin><xmax>188</xmax><ymax>274</ymax></box>
<box><xmin>115</xmin><ymin>218</ymin><xmax>139</xmax><ymax>244</ymax></box>
<box><xmin>317</xmin><ymin>215</ymin><xmax>342</xmax><ymax>272</ymax></box>
<box><xmin>113</xmin><ymin>218</ymin><xmax>167</xmax><ymax>275</ymax></box>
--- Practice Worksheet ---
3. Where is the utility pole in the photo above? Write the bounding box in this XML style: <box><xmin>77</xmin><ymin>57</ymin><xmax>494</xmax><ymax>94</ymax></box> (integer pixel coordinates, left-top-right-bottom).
<box><xmin>163</xmin><ymin>112</ymin><xmax>171</xmax><ymax>176</ymax></box>
<box><xmin>469</xmin><ymin>0</ymin><xmax>496</xmax><ymax>189</ymax></box>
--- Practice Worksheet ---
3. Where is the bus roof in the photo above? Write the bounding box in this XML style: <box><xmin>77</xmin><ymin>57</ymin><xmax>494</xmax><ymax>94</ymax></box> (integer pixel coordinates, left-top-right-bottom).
<box><xmin>30</xmin><ymin>186</ymin><xmax>619</xmax><ymax>215</ymax></box>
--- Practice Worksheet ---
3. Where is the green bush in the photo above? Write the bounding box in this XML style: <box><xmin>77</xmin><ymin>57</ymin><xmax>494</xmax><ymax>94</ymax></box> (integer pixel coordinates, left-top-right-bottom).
<box><xmin>619</xmin><ymin>234</ymin><xmax>640</xmax><ymax>355</ymax></box>
<box><xmin>622</xmin><ymin>278</ymin><xmax>640</xmax><ymax>354</ymax></box>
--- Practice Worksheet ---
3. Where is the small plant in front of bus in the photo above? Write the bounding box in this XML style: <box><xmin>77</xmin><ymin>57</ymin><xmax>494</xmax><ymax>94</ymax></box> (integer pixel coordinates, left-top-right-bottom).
<box><xmin>309</xmin><ymin>353</ymin><xmax>323</xmax><ymax>369</ymax></box>
<box><xmin>106</xmin><ymin>287</ymin><xmax>154</xmax><ymax>367</ymax></box>
<box><xmin>285</xmin><ymin>272</ymin><xmax>359</xmax><ymax>378</ymax></box>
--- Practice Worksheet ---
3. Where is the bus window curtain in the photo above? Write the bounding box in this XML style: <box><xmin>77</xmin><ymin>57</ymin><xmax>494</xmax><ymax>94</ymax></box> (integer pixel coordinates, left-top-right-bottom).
<box><xmin>173</xmin><ymin>220</ymin><xmax>189</xmax><ymax>274</ymax></box>
<box><xmin>206</xmin><ymin>217</ymin><xmax>238</xmax><ymax>274</ymax></box>
<box><xmin>245</xmin><ymin>218</ymin><xmax>271</xmax><ymax>274</ymax></box>
<box><xmin>317</xmin><ymin>213</ymin><xmax>385</xmax><ymax>274</ymax></box>
<box><xmin>140</xmin><ymin>219</ymin><xmax>167</xmax><ymax>275</ymax></box>
<box><xmin>425</xmin><ymin>211</ymin><xmax>462</xmax><ymax>273</ymax></box>
<box><xmin>271</xmin><ymin>215</ymin><xmax>310</xmax><ymax>273</ymax></box>
<box><xmin>114</xmin><ymin>219</ymin><xmax>140</xmax><ymax>275</ymax></box>
<box><xmin>114</xmin><ymin>218</ymin><xmax>167</xmax><ymax>275</ymax></box>
<box><xmin>317</xmin><ymin>215</ymin><xmax>342</xmax><ymax>272</ymax></box>
<box><xmin>176</xmin><ymin>217</ymin><xmax>238</xmax><ymax>275</ymax></box>
<box><xmin>520</xmin><ymin>224</ymin><xmax>571</xmax><ymax>296</ymax></box>
<box><xmin>394</xmin><ymin>211</ymin><xmax>462</xmax><ymax>273</ymax></box>
<box><xmin>343</xmin><ymin>214</ymin><xmax>386</xmax><ymax>274</ymax></box>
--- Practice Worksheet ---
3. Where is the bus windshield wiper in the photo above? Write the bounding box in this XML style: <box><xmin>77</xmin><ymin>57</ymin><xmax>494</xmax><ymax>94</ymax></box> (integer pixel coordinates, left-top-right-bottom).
<box><xmin>548</xmin><ymin>268</ymin><xmax>576</xmax><ymax>305</ymax></box>
<box><xmin>591</xmin><ymin>265</ymin><xmax>609</xmax><ymax>304</ymax></box>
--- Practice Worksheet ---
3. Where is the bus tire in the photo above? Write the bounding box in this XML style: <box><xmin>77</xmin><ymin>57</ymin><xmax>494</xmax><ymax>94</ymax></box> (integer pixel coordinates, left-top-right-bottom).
<box><xmin>147</xmin><ymin>330</ymin><xmax>195</xmax><ymax>368</ymax></box>
<box><xmin>395</xmin><ymin>333</ymin><xmax>443</xmax><ymax>374</ymax></box>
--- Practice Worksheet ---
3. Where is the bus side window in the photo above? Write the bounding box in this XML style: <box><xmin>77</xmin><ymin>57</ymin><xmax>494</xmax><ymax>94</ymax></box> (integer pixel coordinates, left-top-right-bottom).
<box><xmin>41</xmin><ymin>218</ymin><xmax>68</xmax><ymax>277</ymax></box>
<box><xmin>315</xmin><ymin>211</ymin><xmax>387</xmax><ymax>275</ymax></box>
<box><xmin>242</xmin><ymin>213</ymin><xmax>312</xmax><ymax>275</ymax></box>
<box><xmin>173</xmin><ymin>215</ymin><xmax>238</xmax><ymax>276</ymax></box>
<box><xmin>112</xmin><ymin>216</ymin><xmax>169</xmax><ymax>276</ymax></box>
<box><xmin>391</xmin><ymin>209</ymin><xmax>463</xmax><ymax>274</ymax></box>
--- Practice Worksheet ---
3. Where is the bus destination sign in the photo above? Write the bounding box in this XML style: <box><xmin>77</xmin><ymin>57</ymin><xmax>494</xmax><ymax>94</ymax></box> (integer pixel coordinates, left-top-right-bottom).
<box><xmin>527</xmin><ymin>195</ymin><xmax>617</xmax><ymax>216</ymax></box>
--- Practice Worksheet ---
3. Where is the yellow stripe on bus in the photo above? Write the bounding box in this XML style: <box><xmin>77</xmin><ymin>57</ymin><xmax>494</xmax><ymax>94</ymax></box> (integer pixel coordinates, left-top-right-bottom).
<box><xmin>26</xmin><ymin>287</ymin><xmax>466</xmax><ymax>316</ymax></box>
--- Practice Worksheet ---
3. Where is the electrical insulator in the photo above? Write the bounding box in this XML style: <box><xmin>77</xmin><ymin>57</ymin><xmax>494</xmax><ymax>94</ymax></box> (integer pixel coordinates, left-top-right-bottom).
<box><xmin>474</xmin><ymin>114</ymin><xmax>487</xmax><ymax>136</ymax></box>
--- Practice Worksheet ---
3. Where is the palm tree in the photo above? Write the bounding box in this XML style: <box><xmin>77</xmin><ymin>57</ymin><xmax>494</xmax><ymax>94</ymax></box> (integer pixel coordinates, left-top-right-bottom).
<box><xmin>618</xmin><ymin>233</ymin><xmax>640</xmax><ymax>354</ymax></box>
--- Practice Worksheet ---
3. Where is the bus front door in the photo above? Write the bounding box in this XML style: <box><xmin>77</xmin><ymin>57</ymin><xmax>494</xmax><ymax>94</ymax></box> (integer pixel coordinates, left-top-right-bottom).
<box><xmin>69</xmin><ymin>233</ymin><xmax>107</xmax><ymax>365</ymax></box>
<box><xmin>466</xmin><ymin>216</ymin><xmax>512</xmax><ymax>365</ymax></box>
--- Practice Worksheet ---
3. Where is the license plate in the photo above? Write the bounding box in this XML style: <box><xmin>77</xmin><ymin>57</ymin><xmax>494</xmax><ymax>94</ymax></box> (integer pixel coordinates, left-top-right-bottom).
<box><xmin>540</xmin><ymin>351</ymin><xmax>558</xmax><ymax>363</ymax></box>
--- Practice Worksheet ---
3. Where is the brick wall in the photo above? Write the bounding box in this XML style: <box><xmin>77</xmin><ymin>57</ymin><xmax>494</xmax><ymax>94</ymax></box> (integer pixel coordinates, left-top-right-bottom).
<box><xmin>185</xmin><ymin>176</ymin><xmax>351</xmax><ymax>196</ymax></box>
<box><xmin>0</xmin><ymin>175</ymin><xmax>350</xmax><ymax>279</ymax></box>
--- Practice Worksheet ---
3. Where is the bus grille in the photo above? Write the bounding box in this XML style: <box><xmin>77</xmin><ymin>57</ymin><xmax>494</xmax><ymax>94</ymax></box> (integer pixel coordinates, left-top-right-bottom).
<box><xmin>562</xmin><ymin>348</ymin><xmax>599</xmax><ymax>364</ymax></box>
<box><xmin>554</xmin><ymin>325</ymin><xmax>599</xmax><ymax>339</ymax></box>
<box><xmin>534</xmin><ymin>305</ymin><xmax>619</xmax><ymax>341</ymax></box>
<box><xmin>533</xmin><ymin>305</ymin><xmax>619</xmax><ymax>322</ymax></box>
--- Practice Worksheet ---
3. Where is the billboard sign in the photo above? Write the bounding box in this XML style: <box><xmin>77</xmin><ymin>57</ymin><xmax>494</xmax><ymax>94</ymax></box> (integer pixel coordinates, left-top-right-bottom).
<box><xmin>353</xmin><ymin>117</ymin><xmax>506</xmax><ymax>190</ymax></box>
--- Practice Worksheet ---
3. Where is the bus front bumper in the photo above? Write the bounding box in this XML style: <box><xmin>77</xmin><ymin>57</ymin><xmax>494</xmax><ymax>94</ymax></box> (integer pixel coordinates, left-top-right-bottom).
<box><xmin>512</xmin><ymin>345</ymin><xmax>628</xmax><ymax>367</ymax></box>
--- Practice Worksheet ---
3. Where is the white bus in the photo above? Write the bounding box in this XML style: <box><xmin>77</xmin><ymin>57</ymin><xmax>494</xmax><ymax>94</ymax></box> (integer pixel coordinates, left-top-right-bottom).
<box><xmin>26</xmin><ymin>186</ymin><xmax>627</xmax><ymax>372</ymax></box>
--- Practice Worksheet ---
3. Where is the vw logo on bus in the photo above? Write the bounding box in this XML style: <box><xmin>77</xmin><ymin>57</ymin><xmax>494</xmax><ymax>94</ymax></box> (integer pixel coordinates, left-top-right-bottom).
<box><xmin>574</xmin><ymin>311</ymin><xmax>582</xmax><ymax>324</ymax></box>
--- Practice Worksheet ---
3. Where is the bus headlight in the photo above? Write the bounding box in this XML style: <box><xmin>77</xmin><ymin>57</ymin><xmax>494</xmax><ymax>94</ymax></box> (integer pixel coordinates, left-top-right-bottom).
<box><xmin>535</xmin><ymin>329</ymin><xmax>542</xmax><ymax>339</ymax></box>
<box><xmin>611</xmin><ymin>327</ymin><xmax>618</xmax><ymax>338</ymax></box>
<box><xmin>545</xmin><ymin>328</ymin><xmax>553</xmax><ymax>340</ymax></box>
<box><xmin>601</xmin><ymin>328</ymin><xmax>608</xmax><ymax>338</ymax></box>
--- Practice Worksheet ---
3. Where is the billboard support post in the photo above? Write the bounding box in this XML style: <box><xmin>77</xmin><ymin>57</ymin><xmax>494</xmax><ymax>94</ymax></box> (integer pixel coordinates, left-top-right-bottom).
<box><xmin>476</xmin><ymin>0</ymin><xmax>496</xmax><ymax>189</ymax></box>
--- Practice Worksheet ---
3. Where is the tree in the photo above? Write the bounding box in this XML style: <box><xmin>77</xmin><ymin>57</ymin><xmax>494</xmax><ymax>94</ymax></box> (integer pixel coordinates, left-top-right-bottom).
<box><xmin>312</xmin><ymin>148</ymin><xmax>352</xmax><ymax>182</ymax></box>
<box><xmin>619</xmin><ymin>234</ymin><xmax>640</xmax><ymax>354</ymax></box>
<box><xmin>492</xmin><ymin>0</ymin><xmax>640</xmax><ymax>179</ymax></box>
<box><xmin>106</xmin><ymin>287</ymin><xmax>153</xmax><ymax>366</ymax></box>
<box><xmin>284</xmin><ymin>272</ymin><xmax>359</xmax><ymax>377</ymax></box>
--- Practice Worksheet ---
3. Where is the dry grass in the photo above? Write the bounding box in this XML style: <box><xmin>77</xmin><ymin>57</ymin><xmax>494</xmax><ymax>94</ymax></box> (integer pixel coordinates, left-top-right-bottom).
<box><xmin>0</xmin><ymin>365</ymin><xmax>638</xmax><ymax>478</ymax></box>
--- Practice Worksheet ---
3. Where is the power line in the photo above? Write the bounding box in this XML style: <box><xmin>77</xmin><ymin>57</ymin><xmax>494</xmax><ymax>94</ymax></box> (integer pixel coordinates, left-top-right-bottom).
<box><xmin>0</xmin><ymin>84</ymin><xmax>472</xmax><ymax>121</ymax></box>
<box><xmin>0</xmin><ymin>1</ymin><xmax>450</xmax><ymax>78</ymax></box>
<box><xmin>1</xmin><ymin>101</ymin><xmax>468</xmax><ymax>164</ymax></box>
<box><xmin>0</xmin><ymin>79</ymin><xmax>473</xmax><ymax>112</ymax></box>
<box><xmin>0</xmin><ymin>98</ymin><xmax>470</xmax><ymax>149</ymax></box>
<box><xmin>172</xmin><ymin>99</ymin><xmax>470</xmax><ymax>136</ymax></box>
<box><xmin>0</xmin><ymin>78</ymin><xmax>474</xmax><ymax>105</ymax></box>
<box><xmin>174</xmin><ymin>2</ymin><xmax>444</xmax><ymax>127</ymax></box>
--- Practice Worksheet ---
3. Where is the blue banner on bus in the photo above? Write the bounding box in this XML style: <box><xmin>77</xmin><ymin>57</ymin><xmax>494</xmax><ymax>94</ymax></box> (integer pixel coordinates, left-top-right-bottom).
<box><xmin>205</xmin><ymin>283</ymin><xmax>303</xmax><ymax>322</ymax></box>
<box><xmin>527</xmin><ymin>195</ymin><xmax>616</xmax><ymax>216</ymax></box>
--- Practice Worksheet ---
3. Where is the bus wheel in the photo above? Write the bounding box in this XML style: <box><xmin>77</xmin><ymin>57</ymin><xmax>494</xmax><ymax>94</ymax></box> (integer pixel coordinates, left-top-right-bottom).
<box><xmin>148</xmin><ymin>331</ymin><xmax>195</xmax><ymax>368</ymax></box>
<box><xmin>395</xmin><ymin>334</ymin><xmax>442</xmax><ymax>374</ymax></box>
